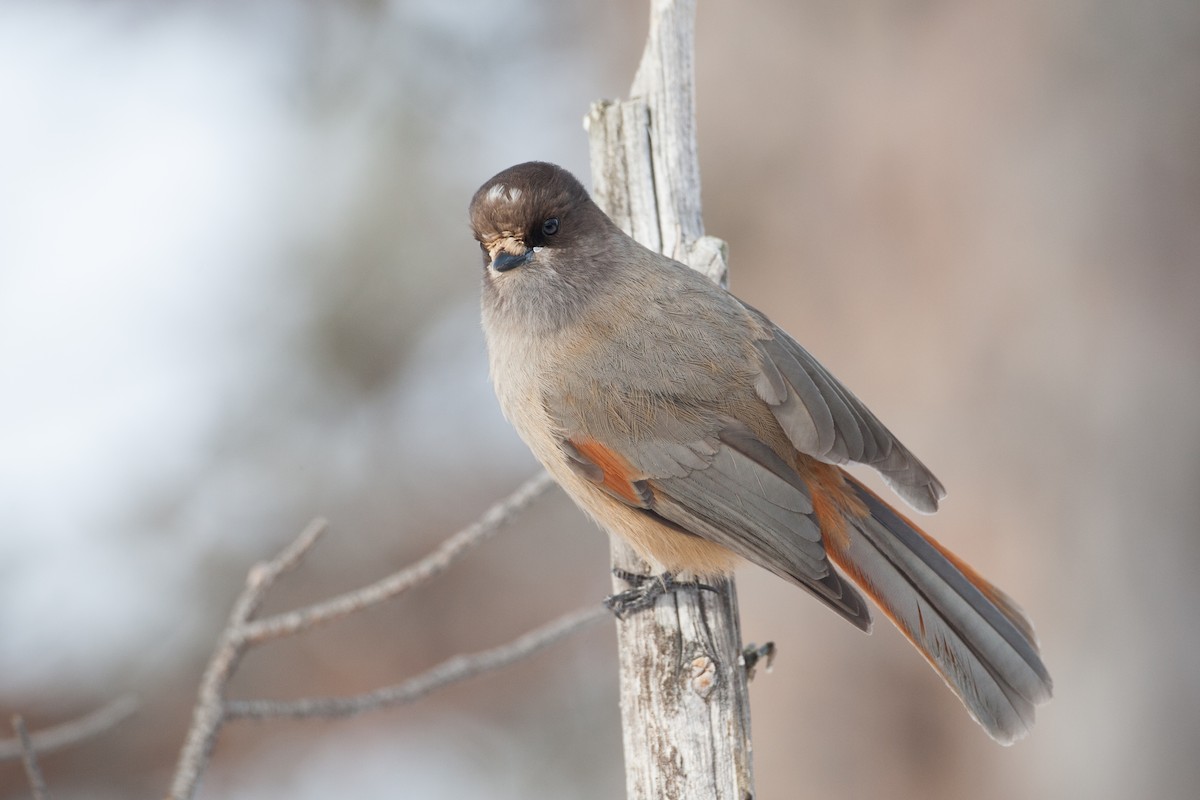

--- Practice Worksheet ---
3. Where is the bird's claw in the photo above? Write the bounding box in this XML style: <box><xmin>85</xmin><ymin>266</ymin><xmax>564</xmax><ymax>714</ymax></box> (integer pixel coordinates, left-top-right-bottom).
<box><xmin>604</xmin><ymin>569</ymin><xmax>719</xmax><ymax>619</ymax></box>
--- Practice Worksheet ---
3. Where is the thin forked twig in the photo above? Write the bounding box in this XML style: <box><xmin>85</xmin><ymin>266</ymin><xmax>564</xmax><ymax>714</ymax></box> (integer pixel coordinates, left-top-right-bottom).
<box><xmin>167</xmin><ymin>517</ymin><xmax>330</xmax><ymax>800</ymax></box>
<box><xmin>11</xmin><ymin>715</ymin><xmax>50</xmax><ymax>800</ymax></box>
<box><xmin>168</xmin><ymin>472</ymin><xmax>564</xmax><ymax>800</ymax></box>
<box><xmin>0</xmin><ymin>695</ymin><xmax>137</xmax><ymax>762</ymax></box>
<box><xmin>226</xmin><ymin>604</ymin><xmax>608</xmax><ymax>720</ymax></box>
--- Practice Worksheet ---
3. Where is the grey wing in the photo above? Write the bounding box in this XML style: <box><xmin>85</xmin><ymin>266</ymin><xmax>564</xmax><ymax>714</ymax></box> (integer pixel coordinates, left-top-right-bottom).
<box><xmin>563</xmin><ymin>419</ymin><xmax>872</xmax><ymax>631</ymax></box>
<box><xmin>744</xmin><ymin>303</ymin><xmax>947</xmax><ymax>513</ymax></box>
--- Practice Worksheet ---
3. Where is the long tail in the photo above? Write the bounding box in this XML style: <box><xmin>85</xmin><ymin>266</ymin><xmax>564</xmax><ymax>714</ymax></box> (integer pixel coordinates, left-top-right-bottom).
<box><xmin>825</xmin><ymin>474</ymin><xmax>1053</xmax><ymax>744</ymax></box>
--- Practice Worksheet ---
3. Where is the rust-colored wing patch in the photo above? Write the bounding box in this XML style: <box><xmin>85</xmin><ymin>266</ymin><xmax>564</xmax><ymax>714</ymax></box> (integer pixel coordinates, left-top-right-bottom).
<box><xmin>564</xmin><ymin>437</ymin><xmax>652</xmax><ymax>507</ymax></box>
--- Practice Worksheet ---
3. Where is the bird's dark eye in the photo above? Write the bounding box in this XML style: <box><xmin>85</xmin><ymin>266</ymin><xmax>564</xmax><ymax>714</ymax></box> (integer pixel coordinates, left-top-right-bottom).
<box><xmin>541</xmin><ymin>217</ymin><xmax>559</xmax><ymax>237</ymax></box>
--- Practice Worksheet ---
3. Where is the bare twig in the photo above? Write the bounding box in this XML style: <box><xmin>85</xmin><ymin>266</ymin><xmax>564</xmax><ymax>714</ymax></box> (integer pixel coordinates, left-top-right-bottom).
<box><xmin>240</xmin><ymin>471</ymin><xmax>554</xmax><ymax>644</ymax></box>
<box><xmin>11</xmin><ymin>715</ymin><xmax>50</xmax><ymax>800</ymax></box>
<box><xmin>168</xmin><ymin>472</ymin><xmax>561</xmax><ymax>800</ymax></box>
<box><xmin>0</xmin><ymin>695</ymin><xmax>137</xmax><ymax>762</ymax></box>
<box><xmin>167</xmin><ymin>517</ymin><xmax>331</xmax><ymax>800</ymax></box>
<box><xmin>225</xmin><ymin>604</ymin><xmax>608</xmax><ymax>720</ymax></box>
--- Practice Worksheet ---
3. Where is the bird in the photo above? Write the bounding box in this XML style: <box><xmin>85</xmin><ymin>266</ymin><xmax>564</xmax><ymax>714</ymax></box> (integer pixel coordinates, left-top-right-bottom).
<box><xmin>470</xmin><ymin>160</ymin><xmax>1052</xmax><ymax>744</ymax></box>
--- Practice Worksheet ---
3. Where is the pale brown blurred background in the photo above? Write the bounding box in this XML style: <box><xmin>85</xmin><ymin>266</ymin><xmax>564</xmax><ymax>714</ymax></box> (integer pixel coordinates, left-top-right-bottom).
<box><xmin>2</xmin><ymin>1</ymin><xmax>1197</xmax><ymax>798</ymax></box>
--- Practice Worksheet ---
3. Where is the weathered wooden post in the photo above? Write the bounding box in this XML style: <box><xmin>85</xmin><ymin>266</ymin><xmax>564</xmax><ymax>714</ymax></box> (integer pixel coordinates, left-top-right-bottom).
<box><xmin>586</xmin><ymin>2</ymin><xmax>756</xmax><ymax>797</ymax></box>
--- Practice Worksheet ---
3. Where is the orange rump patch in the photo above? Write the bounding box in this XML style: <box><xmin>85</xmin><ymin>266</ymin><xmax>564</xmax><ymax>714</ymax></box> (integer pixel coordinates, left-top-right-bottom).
<box><xmin>793</xmin><ymin>457</ymin><xmax>867</xmax><ymax>552</ymax></box>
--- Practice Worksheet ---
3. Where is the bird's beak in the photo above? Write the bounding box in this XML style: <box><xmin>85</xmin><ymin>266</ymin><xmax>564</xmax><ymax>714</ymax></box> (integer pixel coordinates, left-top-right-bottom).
<box><xmin>490</xmin><ymin>248</ymin><xmax>532</xmax><ymax>273</ymax></box>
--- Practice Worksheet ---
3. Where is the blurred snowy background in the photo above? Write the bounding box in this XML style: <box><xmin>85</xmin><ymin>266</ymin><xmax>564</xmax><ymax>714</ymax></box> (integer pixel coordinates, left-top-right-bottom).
<box><xmin>1</xmin><ymin>0</ymin><xmax>1197</xmax><ymax>798</ymax></box>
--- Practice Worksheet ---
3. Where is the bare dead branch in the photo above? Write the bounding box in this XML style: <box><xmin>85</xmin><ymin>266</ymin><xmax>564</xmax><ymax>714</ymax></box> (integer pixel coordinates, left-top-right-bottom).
<box><xmin>167</xmin><ymin>517</ymin><xmax>330</xmax><ymax>800</ymax></box>
<box><xmin>239</xmin><ymin>471</ymin><xmax>555</xmax><ymax>645</ymax></box>
<box><xmin>11</xmin><ymin>715</ymin><xmax>50</xmax><ymax>800</ymax></box>
<box><xmin>225</xmin><ymin>604</ymin><xmax>608</xmax><ymax>721</ymax></box>
<box><xmin>252</xmin><ymin>515</ymin><xmax>331</xmax><ymax>586</ymax></box>
<box><xmin>168</xmin><ymin>473</ymin><xmax>561</xmax><ymax>800</ymax></box>
<box><xmin>0</xmin><ymin>695</ymin><xmax>136</xmax><ymax>762</ymax></box>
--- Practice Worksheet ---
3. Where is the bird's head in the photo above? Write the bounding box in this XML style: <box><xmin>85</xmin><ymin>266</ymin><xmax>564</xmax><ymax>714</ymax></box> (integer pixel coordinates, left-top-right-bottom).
<box><xmin>470</xmin><ymin>161</ymin><xmax>622</xmax><ymax>330</ymax></box>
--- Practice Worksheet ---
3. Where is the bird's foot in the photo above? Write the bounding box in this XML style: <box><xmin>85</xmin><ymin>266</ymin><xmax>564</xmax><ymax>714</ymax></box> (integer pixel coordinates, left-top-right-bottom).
<box><xmin>604</xmin><ymin>569</ymin><xmax>719</xmax><ymax>619</ymax></box>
